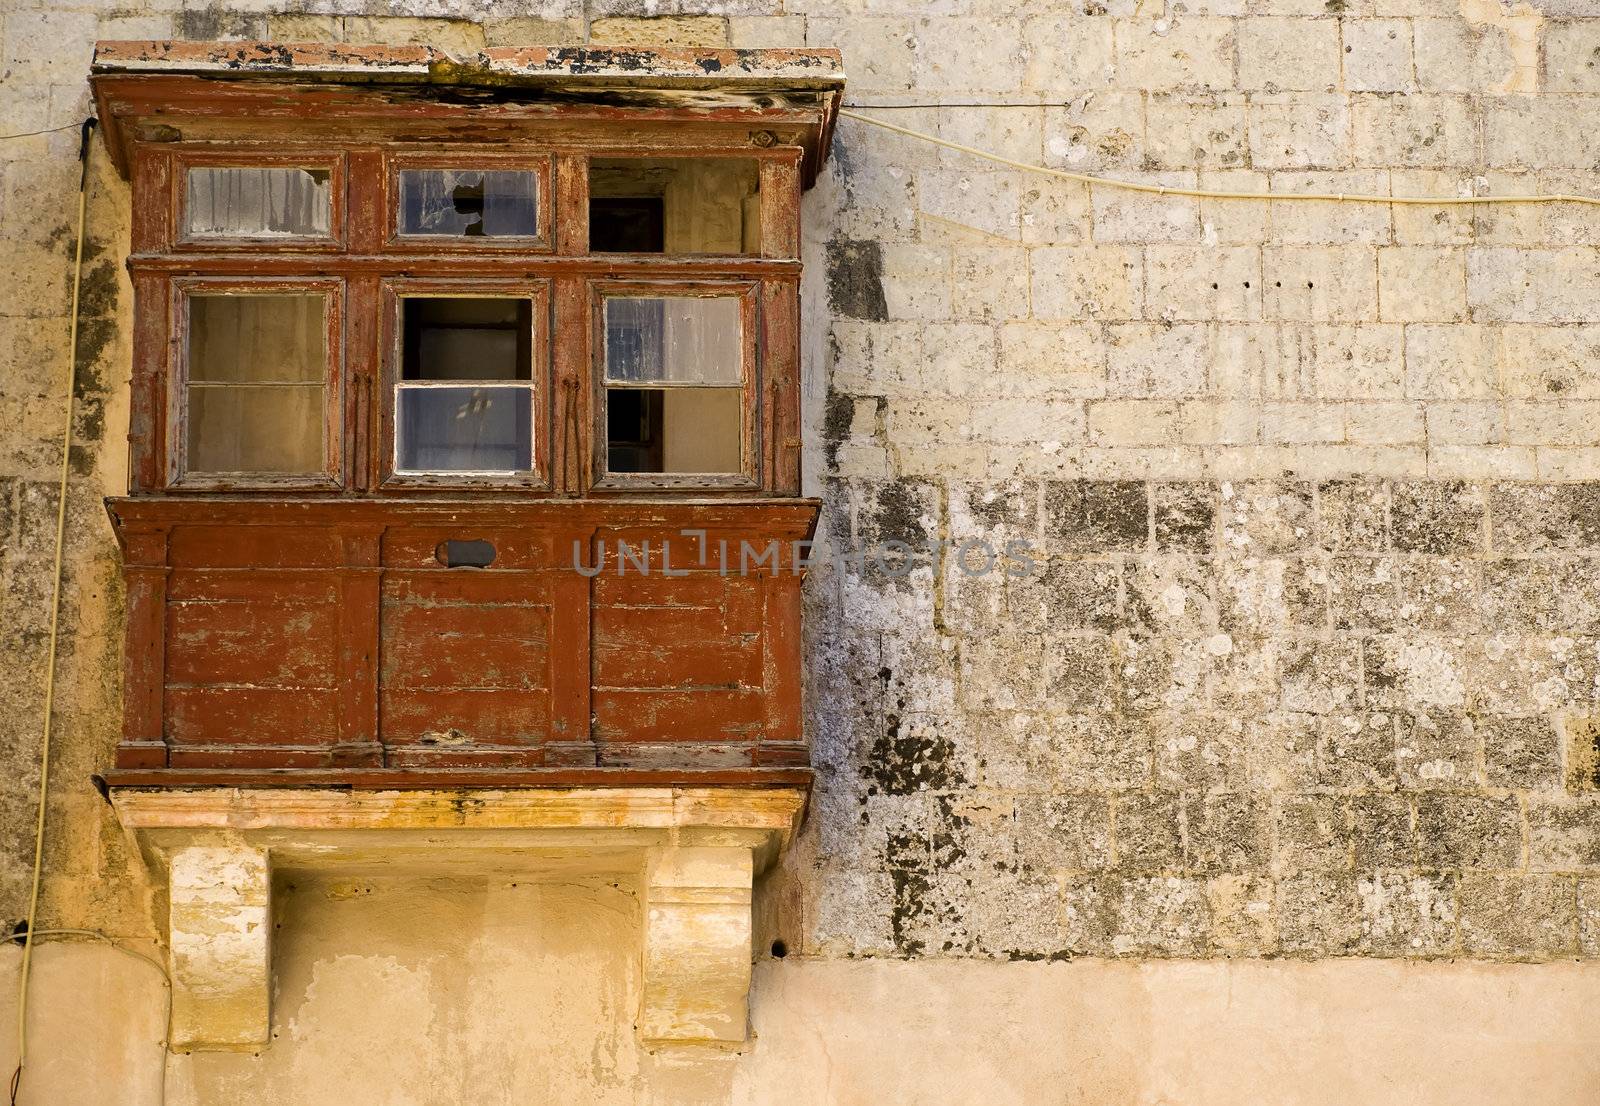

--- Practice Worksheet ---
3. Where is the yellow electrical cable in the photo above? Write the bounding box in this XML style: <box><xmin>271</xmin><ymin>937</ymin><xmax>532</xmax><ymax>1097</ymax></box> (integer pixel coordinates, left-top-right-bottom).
<box><xmin>11</xmin><ymin>118</ymin><xmax>95</xmax><ymax>1106</ymax></box>
<box><xmin>839</xmin><ymin>109</ymin><xmax>1600</xmax><ymax>208</ymax></box>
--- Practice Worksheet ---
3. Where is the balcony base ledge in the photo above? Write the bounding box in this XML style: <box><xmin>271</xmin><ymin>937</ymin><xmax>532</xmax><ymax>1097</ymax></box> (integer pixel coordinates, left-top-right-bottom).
<box><xmin>109</xmin><ymin>785</ymin><xmax>808</xmax><ymax>1052</ymax></box>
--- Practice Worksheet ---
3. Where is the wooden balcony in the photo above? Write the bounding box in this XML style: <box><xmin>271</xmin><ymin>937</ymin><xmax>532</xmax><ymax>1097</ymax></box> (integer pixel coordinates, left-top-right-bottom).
<box><xmin>103</xmin><ymin>495</ymin><xmax>817</xmax><ymax>790</ymax></box>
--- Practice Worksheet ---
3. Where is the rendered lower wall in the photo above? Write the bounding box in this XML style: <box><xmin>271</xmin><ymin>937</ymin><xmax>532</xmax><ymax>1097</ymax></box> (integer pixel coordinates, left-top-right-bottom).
<box><xmin>5</xmin><ymin>0</ymin><xmax>1600</xmax><ymax>1103</ymax></box>
<box><xmin>3</xmin><ymin>884</ymin><xmax>1599</xmax><ymax>1105</ymax></box>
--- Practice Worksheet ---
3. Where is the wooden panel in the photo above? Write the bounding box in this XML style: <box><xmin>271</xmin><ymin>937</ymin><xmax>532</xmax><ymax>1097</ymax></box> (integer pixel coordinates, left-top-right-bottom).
<box><xmin>167</xmin><ymin>525</ymin><xmax>341</xmax><ymax>568</ymax></box>
<box><xmin>110</xmin><ymin>499</ymin><xmax>818</xmax><ymax>784</ymax></box>
<box><xmin>165</xmin><ymin>687</ymin><xmax>339</xmax><ymax>746</ymax></box>
<box><xmin>120</xmin><ymin>526</ymin><xmax>169</xmax><ymax>765</ymax></box>
<box><xmin>165</xmin><ymin>598</ymin><xmax>338</xmax><ymax>687</ymax></box>
<box><xmin>592</xmin><ymin>689</ymin><xmax>762</xmax><ymax>744</ymax></box>
<box><xmin>593</xmin><ymin>638</ymin><xmax>761</xmax><ymax>690</ymax></box>
<box><xmin>381</xmin><ymin>602</ymin><xmax>551</xmax><ymax>690</ymax></box>
<box><xmin>381</xmin><ymin>688</ymin><xmax>550</xmax><ymax>746</ymax></box>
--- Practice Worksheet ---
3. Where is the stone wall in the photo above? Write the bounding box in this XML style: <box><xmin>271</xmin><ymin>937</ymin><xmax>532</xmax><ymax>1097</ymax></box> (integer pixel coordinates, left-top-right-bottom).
<box><xmin>3</xmin><ymin>0</ymin><xmax>1600</xmax><ymax>1100</ymax></box>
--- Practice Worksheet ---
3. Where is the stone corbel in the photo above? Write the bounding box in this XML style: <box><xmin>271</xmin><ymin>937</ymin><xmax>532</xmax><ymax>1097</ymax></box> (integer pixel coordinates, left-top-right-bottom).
<box><xmin>167</xmin><ymin>842</ymin><xmax>272</xmax><ymax>1050</ymax></box>
<box><xmin>111</xmin><ymin>787</ymin><xmax>805</xmax><ymax>1051</ymax></box>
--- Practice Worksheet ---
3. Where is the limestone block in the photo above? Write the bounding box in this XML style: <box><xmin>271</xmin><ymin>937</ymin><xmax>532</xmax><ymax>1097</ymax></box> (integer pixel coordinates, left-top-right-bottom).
<box><xmin>1413</xmin><ymin>16</ymin><xmax>1531</xmax><ymax>95</ymax></box>
<box><xmin>1389</xmin><ymin>170</ymin><xmax>1477</xmax><ymax>245</ymax></box>
<box><xmin>1143</xmin><ymin>94</ymin><xmax>1250</xmax><ymax>171</ymax></box>
<box><xmin>1500</xmin><ymin>325</ymin><xmax>1600</xmax><ymax>398</ymax></box>
<box><xmin>1020</xmin><ymin>17</ymin><xmax>1115</xmax><ymax>95</ymax></box>
<box><xmin>995</xmin><ymin>322</ymin><xmax>1106</xmax><ymax>395</ymax></box>
<box><xmin>167</xmin><ymin>843</ymin><xmax>272</xmax><ymax>1051</ymax></box>
<box><xmin>1238</xmin><ymin>18</ymin><xmax>1342</xmax><ymax>91</ymax></box>
<box><xmin>485</xmin><ymin>18</ymin><xmax>585</xmax><ymax>46</ymax></box>
<box><xmin>1091</xmin><ymin>176</ymin><xmax>1201</xmax><ymax>244</ymax></box>
<box><xmin>921</xmin><ymin>322</ymin><xmax>997</xmax><ymax>396</ymax></box>
<box><xmin>934</xmin><ymin>107</ymin><xmax>1043</xmax><ymax>167</ymax></box>
<box><xmin>913</xmin><ymin>19</ymin><xmax>1025</xmax><ymax>94</ymax></box>
<box><xmin>1308</xmin><ymin>323</ymin><xmax>1405</xmax><ymax>397</ymax></box>
<box><xmin>1425</xmin><ymin>401</ymin><xmax>1505</xmax><ymax>445</ymax></box>
<box><xmin>1030</xmin><ymin>246</ymin><xmax>1144</xmax><ymax>321</ymax></box>
<box><xmin>1261</xmin><ymin>401</ymin><xmax>1344</xmax><ymax>443</ymax></box>
<box><xmin>727</xmin><ymin>16</ymin><xmax>808</xmax><ymax>48</ymax></box>
<box><xmin>878</xmin><ymin>245</ymin><xmax>951</xmax><ymax>320</ymax></box>
<box><xmin>1143</xmin><ymin>245</ymin><xmax>1262</xmax><ymax>322</ymax></box>
<box><xmin>1467</xmin><ymin>247</ymin><xmax>1600</xmax><ymax>323</ymax></box>
<box><xmin>1404</xmin><ymin>323</ymin><xmax>1496</xmax><ymax>398</ymax></box>
<box><xmin>1114</xmin><ymin>18</ymin><xmax>1237</xmax><ymax>93</ymax></box>
<box><xmin>1105</xmin><ymin>323</ymin><xmax>1210</xmax><ymax>396</ymax></box>
<box><xmin>914</xmin><ymin>168</ymin><xmax>1022</xmax><ymax>241</ymax></box>
<box><xmin>265</xmin><ymin>15</ymin><xmax>342</xmax><ymax>43</ymax></box>
<box><xmin>1459</xmin><ymin>874</ymin><xmax>1580</xmax><ymax>956</ymax></box>
<box><xmin>1545</xmin><ymin>20</ymin><xmax>1600</xmax><ymax>95</ymax></box>
<box><xmin>342</xmin><ymin>17</ymin><xmax>486</xmax><ymax>53</ymax></box>
<box><xmin>950</xmin><ymin>248</ymin><xmax>1030</xmax><ymax>322</ymax></box>
<box><xmin>1484</xmin><ymin>96</ymin><xmax>1600</xmax><ymax>170</ymax></box>
<box><xmin>1042</xmin><ymin>93</ymin><xmax>1147</xmax><ymax>173</ymax></box>
<box><xmin>1378</xmin><ymin>247</ymin><xmax>1468</xmax><ymax>323</ymax></box>
<box><xmin>3</xmin><ymin>10</ymin><xmax>99</xmax><ymax>79</ymax></box>
<box><xmin>1429</xmin><ymin>445</ymin><xmax>1537</xmax><ymax>479</ymax></box>
<box><xmin>1262</xmin><ymin>247</ymin><xmax>1378</xmax><ymax>322</ymax></box>
<box><xmin>1342</xmin><ymin>18</ymin><xmax>1415</xmax><ymax>93</ymax></box>
<box><xmin>1346</xmin><ymin>401</ymin><xmax>1425</xmax><ymax>444</ymax></box>
<box><xmin>640</xmin><ymin>846</ymin><xmax>754</xmax><ymax>1043</ymax></box>
<box><xmin>1248</xmin><ymin>94</ymin><xmax>1351</xmax><ymax>170</ymax></box>
<box><xmin>1088</xmin><ymin>399</ymin><xmax>1182</xmax><ymax>446</ymax></box>
<box><xmin>1267</xmin><ymin>171</ymin><xmax>1392</xmax><ymax>245</ymax></box>
<box><xmin>1506</xmin><ymin>400</ymin><xmax>1600</xmax><ymax>445</ymax></box>
<box><xmin>590</xmin><ymin>16</ymin><xmax>727</xmax><ymax>48</ymax></box>
<box><xmin>805</xmin><ymin>18</ymin><xmax>913</xmax><ymax>92</ymax></box>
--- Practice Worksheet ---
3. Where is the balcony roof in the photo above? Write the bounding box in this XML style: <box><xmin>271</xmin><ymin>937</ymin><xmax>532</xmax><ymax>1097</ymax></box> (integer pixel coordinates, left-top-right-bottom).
<box><xmin>90</xmin><ymin>40</ymin><xmax>845</xmax><ymax>181</ymax></box>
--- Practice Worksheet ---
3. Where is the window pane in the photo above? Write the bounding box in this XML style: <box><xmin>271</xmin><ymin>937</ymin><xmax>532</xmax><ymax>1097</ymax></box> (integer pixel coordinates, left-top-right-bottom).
<box><xmin>185</xmin><ymin>168</ymin><xmax>331</xmax><ymax>238</ymax></box>
<box><xmin>607</xmin><ymin>386</ymin><xmax>741</xmax><ymax>475</ymax></box>
<box><xmin>190</xmin><ymin>295</ymin><xmax>325</xmax><ymax>382</ymax></box>
<box><xmin>188</xmin><ymin>384</ymin><xmax>324</xmax><ymax>474</ymax></box>
<box><xmin>603</xmin><ymin>296</ymin><xmax>742</xmax><ymax>385</ymax></box>
<box><xmin>397</xmin><ymin>170</ymin><xmax>538</xmax><ymax>237</ymax></box>
<box><xmin>397</xmin><ymin>386</ymin><xmax>531</xmax><ymax>472</ymax></box>
<box><xmin>186</xmin><ymin>293</ymin><xmax>327</xmax><ymax>476</ymax></box>
<box><xmin>589</xmin><ymin>158</ymin><xmax>760</xmax><ymax>254</ymax></box>
<box><xmin>402</xmin><ymin>298</ymin><xmax>531</xmax><ymax>381</ymax></box>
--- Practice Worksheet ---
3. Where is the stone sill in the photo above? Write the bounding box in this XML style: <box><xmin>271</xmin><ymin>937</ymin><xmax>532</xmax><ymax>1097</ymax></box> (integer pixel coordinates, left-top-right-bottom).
<box><xmin>110</xmin><ymin>785</ymin><xmax>807</xmax><ymax>1051</ymax></box>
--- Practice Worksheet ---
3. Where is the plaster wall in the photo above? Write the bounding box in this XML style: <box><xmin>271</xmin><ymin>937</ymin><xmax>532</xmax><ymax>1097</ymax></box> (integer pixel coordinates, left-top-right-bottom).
<box><xmin>3</xmin><ymin>888</ymin><xmax>1599</xmax><ymax>1104</ymax></box>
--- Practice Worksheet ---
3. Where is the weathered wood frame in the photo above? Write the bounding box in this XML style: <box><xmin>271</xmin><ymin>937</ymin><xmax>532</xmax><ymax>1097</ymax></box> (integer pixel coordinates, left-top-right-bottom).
<box><xmin>382</xmin><ymin>148</ymin><xmax>554</xmax><ymax>253</ymax></box>
<box><xmin>124</xmin><ymin>142</ymin><xmax>804</xmax><ymax>497</ymax></box>
<box><xmin>166</xmin><ymin>275</ymin><xmax>346</xmax><ymax>491</ymax></box>
<box><xmin>376</xmin><ymin>277</ymin><xmax>555</xmax><ymax>491</ymax></box>
<box><xmin>171</xmin><ymin>150</ymin><xmax>347</xmax><ymax>250</ymax></box>
<box><xmin>588</xmin><ymin>277</ymin><xmax>763</xmax><ymax>492</ymax></box>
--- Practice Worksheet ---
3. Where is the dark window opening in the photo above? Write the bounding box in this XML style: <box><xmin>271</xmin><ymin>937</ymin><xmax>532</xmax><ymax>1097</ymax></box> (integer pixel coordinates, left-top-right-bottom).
<box><xmin>590</xmin><ymin>196</ymin><xmax>665</xmax><ymax>253</ymax></box>
<box><xmin>606</xmin><ymin>388</ymin><xmax>664</xmax><ymax>473</ymax></box>
<box><xmin>402</xmin><ymin>298</ymin><xmax>532</xmax><ymax>381</ymax></box>
<box><xmin>396</xmin><ymin>297</ymin><xmax>535</xmax><ymax>474</ymax></box>
<box><xmin>587</xmin><ymin>158</ymin><xmax>761</xmax><ymax>255</ymax></box>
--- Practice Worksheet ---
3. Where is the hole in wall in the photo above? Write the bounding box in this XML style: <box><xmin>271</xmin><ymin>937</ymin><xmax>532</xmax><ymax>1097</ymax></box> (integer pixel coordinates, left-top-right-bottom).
<box><xmin>770</xmin><ymin>939</ymin><xmax>788</xmax><ymax>958</ymax></box>
<box><xmin>437</xmin><ymin>539</ymin><xmax>496</xmax><ymax>568</ymax></box>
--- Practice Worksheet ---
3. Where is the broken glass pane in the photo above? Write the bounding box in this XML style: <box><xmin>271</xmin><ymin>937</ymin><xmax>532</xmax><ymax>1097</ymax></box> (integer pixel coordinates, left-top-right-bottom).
<box><xmin>603</xmin><ymin>296</ymin><xmax>742</xmax><ymax>385</ymax></box>
<box><xmin>185</xmin><ymin>167</ymin><xmax>331</xmax><ymax>238</ymax></box>
<box><xmin>397</xmin><ymin>170</ymin><xmax>539</xmax><ymax>238</ymax></box>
